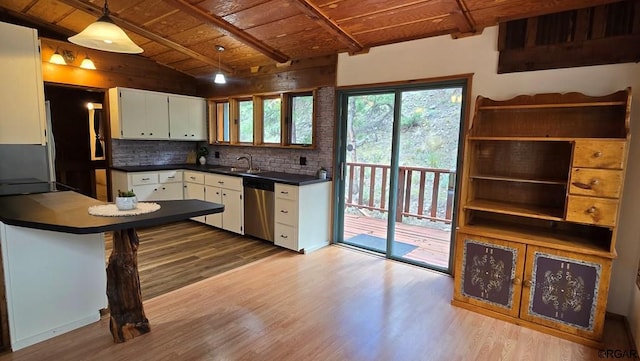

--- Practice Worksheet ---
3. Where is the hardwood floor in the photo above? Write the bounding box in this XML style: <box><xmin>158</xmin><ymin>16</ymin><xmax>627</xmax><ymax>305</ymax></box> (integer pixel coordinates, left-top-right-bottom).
<box><xmin>105</xmin><ymin>221</ymin><xmax>285</xmax><ymax>300</ymax></box>
<box><xmin>0</xmin><ymin>233</ymin><xmax>634</xmax><ymax>361</ymax></box>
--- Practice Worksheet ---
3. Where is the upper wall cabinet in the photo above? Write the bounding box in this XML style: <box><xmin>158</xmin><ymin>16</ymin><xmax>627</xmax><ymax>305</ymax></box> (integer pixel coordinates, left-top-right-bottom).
<box><xmin>109</xmin><ymin>88</ymin><xmax>207</xmax><ymax>141</ymax></box>
<box><xmin>169</xmin><ymin>95</ymin><xmax>206</xmax><ymax>141</ymax></box>
<box><xmin>109</xmin><ymin>87</ymin><xmax>169</xmax><ymax>140</ymax></box>
<box><xmin>0</xmin><ymin>22</ymin><xmax>46</xmax><ymax>145</ymax></box>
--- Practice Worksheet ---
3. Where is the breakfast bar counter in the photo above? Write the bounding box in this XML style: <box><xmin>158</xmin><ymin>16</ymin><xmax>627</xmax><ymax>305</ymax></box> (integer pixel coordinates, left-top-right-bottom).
<box><xmin>0</xmin><ymin>191</ymin><xmax>224</xmax><ymax>350</ymax></box>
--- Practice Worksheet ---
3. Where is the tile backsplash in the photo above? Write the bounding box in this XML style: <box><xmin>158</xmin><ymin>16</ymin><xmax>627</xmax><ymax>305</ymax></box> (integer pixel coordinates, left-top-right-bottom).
<box><xmin>110</xmin><ymin>87</ymin><xmax>335</xmax><ymax>178</ymax></box>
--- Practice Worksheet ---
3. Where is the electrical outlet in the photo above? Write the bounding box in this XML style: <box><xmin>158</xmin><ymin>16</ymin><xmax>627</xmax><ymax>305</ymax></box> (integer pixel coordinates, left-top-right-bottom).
<box><xmin>300</xmin><ymin>156</ymin><xmax>307</xmax><ymax>165</ymax></box>
<box><xmin>214</xmin><ymin>151</ymin><xmax>220</xmax><ymax>158</ymax></box>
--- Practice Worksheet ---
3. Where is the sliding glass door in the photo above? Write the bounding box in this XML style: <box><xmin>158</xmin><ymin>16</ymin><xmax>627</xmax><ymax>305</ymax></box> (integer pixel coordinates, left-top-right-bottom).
<box><xmin>335</xmin><ymin>79</ymin><xmax>467</xmax><ymax>272</ymax></box>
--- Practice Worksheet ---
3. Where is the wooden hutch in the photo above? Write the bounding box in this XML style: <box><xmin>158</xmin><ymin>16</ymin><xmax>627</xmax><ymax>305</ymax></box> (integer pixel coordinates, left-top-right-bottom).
<box><xmin>452</xmin><ymin>88</ymin><xmax>632</xmax><ymax>347</ymax></box>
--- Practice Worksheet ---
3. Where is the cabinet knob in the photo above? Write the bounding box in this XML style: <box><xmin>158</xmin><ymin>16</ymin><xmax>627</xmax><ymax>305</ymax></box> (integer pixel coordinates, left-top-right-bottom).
<box><xmin>280</xmin><ymin>210</ymin><xmax>288</xmax><ymax>214</ymax></box>
<box><xmin>523</xmin><ymin>280</ymin><xmax>533</xmax><ymax>288</ymax></box>
<box><xmin>280</xmin><ymin>234</ymin><xmax>288</xmax><ymax>239</ymax></box>
<box><xmin>593</xmin><ymin>151</ymin><xmax>603</xmax><ymax>158</ymax></box>
<box><xmin>587</xmin><ymin>206</ymin><xmax>597</xmax><ymax>214</ymax></box>
<box><xmin>141</xmin><ymin>132</ymin><xmax>145</xmax><ymax>135</ymax></box>
<box><xmin>150</xmin><ymin>133</ymin><xmax>153</xmax><ymax>135</ymax></box>
<box><xmin>218</xmin><ymin>181</ymin><xmax>224</xmax><ymax>184</ymax></box>
<box><xmin>281</xmin><ymin>191</ymin><xmax>289</xmax><ymax>195</ymax></box>
<box><xmin>512</xmin><ymin>278</ymin><xmax>521</xmax><ymax>285</ymax></box>
<box><xmin>184</xmin><ymin>134</ymin><xmax>188</xmax><ymax>136</ymax></box>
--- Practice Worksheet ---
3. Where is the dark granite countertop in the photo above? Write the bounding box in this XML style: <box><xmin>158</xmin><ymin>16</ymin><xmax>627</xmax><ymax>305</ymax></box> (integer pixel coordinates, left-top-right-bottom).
<box><xmin>0</xmin><ymin>191</ymin><xmax>224</xmax><ymax>234</ymax></box>
<box><xmin>111</xmin><ymin>164</ymin><xmax>331</xmax><ymax>186</ymax></box>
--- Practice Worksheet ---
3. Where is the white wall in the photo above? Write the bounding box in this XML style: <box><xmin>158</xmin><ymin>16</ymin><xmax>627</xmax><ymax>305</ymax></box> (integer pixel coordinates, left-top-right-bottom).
<box><xmin>337</xmin><ymin>26</ymin><xmax>640</xmax><ymax>319</ymax></box>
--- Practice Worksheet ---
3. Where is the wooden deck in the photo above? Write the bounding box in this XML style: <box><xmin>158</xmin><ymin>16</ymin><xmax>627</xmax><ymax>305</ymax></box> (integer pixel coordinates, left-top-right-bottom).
<box><xmin>343</xmin><ymin>214</ymin><xmax>452</xmax><ymax>269</ymax></box>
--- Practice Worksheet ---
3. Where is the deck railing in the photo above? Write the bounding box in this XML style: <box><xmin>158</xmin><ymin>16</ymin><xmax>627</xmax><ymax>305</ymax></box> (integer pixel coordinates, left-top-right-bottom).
<box><xmin>345</xmin><ymin>162</ymin><xmax>455</xmax><ymax>224</ymax></box>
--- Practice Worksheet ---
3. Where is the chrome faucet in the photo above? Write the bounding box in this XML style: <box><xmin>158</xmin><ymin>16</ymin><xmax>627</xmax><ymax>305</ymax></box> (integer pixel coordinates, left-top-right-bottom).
<box><xmin>236</xmin><ymin>153</ymin><xmax>253</xmax><ymax>170</ymax></box>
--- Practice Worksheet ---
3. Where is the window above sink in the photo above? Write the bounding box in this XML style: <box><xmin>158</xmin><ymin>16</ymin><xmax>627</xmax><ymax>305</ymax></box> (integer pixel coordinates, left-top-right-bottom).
<box><xmin>208</xmin><ymin>89</ymin><xmax>316</xmax><ymax>149</ymax></box>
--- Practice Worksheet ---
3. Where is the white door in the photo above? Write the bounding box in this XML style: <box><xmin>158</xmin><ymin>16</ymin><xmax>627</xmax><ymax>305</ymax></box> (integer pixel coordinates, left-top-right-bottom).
<box><xmin>205</xmin><ymin>186</ymin><xmax>223</xmax><ymax>228</ymax></box>
<box><xmin>221</xmin><ymin>189</ymin><xmax>243</xmax><ymax>234</ymax></box>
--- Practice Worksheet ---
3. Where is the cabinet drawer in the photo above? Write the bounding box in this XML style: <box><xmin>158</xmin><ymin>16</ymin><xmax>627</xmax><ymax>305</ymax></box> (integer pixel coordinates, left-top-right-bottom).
<box><xmin>275</xmin><ymin>183</ymin><xmax>298</xmax><ymax>201</ymax></box>
<box><xmin>131</xmin><ymin>172</ymin><xmax>158</xmax><ymax>186</ymax></box>
<box><xmin>184</xmin><ymin>171</ymin><xmax>205</xmax><ymax>184</ymax></box>
<box><xmin>569</xmin><ymin>168</ymin><xmax>622</xmax><ymax>198</ymax></box>
<box><xmin>573</xmin><ymin>140</ymin><xmax>625</xmax><ymax>169</ymax></box>
<box><xmin>159</xmin><ymin>170</ymin><xmax>182</xmax><ymax>183</ymax></box>
<box><xmin>275</xmin><ymin>198</ymin><xmax>298</xmax><ymax>226</ymax></box>
<box><xmin>566</xmin><ymin>195</ymin><xmax>619</xmax><ymax>227</ymax></box>
<box><xmin>274</xmin><ymin>223</ymin><xmax>298</xmax><ymax>251</ymax></box>
<box><xmin>205</xmin><ymin>174</ymin><xmax>242</xmax><ymax>191</ymax></box>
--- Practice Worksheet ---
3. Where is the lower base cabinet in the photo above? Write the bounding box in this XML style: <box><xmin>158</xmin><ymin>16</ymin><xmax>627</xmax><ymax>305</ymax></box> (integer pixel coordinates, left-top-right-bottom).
<box><xmin>274</xmin><ymin>182</ymin><xmax>330</xmax><ymax>252</ymax></box>
<box><xmin>453</xmin><ymin>233</ymin><xmax>611</xmax><ymax>345</ymax></box>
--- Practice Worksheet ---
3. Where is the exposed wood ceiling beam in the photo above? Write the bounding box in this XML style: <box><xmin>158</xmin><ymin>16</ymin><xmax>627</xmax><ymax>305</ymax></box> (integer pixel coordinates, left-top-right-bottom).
<box><xmin>451</xmin><ymin>0</ymin><xmax>476</xmax><ymax>35</ymax></box>
<box><xmin>291</xmin><ymin>0</ymin><xmax>365</xmax><ymax>54</ymax></box>
<box><xmin>55</xmin><ymin>0</ymin><xmax>233</xmax><ymax>73</ymax></box>
<box><xmin>162</xmin><ymin>0</ymin><xmax>290</xmax><ymax>64</ymax></box>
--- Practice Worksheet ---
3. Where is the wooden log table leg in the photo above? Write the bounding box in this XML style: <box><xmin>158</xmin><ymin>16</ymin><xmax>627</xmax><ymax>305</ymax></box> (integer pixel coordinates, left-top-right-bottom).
<box><xmin>106</xmin><ymin>228</ymin><xmax>150</xmax><ymax>343</ymax></box>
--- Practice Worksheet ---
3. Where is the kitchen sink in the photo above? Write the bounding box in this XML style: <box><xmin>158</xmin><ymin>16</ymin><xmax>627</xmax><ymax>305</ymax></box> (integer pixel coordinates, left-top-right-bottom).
<box><xmin>229</xmin><ymin>167</ymin><xmax>261</xmax><ymax>174</ymax></box>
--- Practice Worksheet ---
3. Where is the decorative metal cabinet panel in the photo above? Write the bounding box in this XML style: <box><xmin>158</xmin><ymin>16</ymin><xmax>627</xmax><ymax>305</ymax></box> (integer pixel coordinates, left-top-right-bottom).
<box><xmin>454</xmin><ymin>233</ymin><xmax>525</xmax><ymax>318</ymax></box>
<box><xmin>520</xmin><ymin>246</ymin><xmax>612</xmax><ymax>340</ymax></box>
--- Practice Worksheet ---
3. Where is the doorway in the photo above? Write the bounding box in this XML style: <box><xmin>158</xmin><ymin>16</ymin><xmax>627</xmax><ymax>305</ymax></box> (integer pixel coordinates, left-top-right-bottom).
<box><xmin>44</xmin><ymin>85</ymin><xmax>106</xmax><ymax>199</ymax></box>
<box><xmin>334</xmin><ymin>78</ymin><xmax>468</xmax><ymax>272</ymax></box>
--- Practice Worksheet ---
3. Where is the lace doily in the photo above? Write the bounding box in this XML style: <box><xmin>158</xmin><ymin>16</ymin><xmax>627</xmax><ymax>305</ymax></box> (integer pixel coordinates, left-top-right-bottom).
<box><xmin>88</xmin><ymin>202</ymin><xmax>161</xmax><ymax>217</ymax></box>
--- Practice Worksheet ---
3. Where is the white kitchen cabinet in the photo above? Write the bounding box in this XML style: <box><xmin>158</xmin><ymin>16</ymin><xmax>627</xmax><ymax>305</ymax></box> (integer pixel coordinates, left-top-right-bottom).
<box><xmin>109</xmin><ymin>87</ymin><xmax>169</xmax><ymax>140</ymax></box>
<box><xmin>205</xmin><ymin>173</ymin><xmax>243</xmax><ymax>234</ymax></box>
<box><xmin>169</xmin><ymin>95</ymin><xmax>207</xmax><ymax>141</ymax></box>
<box><xmin>0</xmin><ymin>22</ymin><xmax>46</xmax><ymax>145</ymax></box>
<box><xmin>111</xmin><ymin>170</ymin><xmax>183</xmax><ymax>202</ymax></box>
<box><xmin>274</xmin><ymin>182</ymin><xmax>330</xmax><ymax>252</ymax></box>
<box><xmin>183</xmin><ymin>171</ymin><xmax>206</xmax><ymax>223</ymax></box>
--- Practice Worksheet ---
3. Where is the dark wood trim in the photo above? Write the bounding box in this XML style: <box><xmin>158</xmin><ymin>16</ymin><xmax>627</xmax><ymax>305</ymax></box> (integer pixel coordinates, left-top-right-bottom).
<box><xmin>498</xmin><ymin>34</ymin><xmax>640</xmax><ymax>73</ymax></box>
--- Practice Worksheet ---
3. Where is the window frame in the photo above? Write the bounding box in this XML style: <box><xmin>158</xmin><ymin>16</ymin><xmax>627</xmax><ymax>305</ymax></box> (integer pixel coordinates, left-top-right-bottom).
<box><xmin>208</xmin><ymin>88</ymin><xmax>317</xmax><ymax>149</ymax></box>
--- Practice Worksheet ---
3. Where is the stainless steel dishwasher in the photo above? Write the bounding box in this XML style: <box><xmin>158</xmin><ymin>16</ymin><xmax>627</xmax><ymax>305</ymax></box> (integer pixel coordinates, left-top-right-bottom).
<box><xmin>243</xmin><ymin>178</ymin><xmax>275</xmax><ymax>242</ymax></box>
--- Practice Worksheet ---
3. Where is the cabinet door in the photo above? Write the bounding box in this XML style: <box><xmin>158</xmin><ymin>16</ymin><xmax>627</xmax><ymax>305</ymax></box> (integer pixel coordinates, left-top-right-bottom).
<box><xmin>154</xmin><ymin>183</ymin><xmax>183</xmax><ymax>201</ymax></box>
<box><xmin>168</xmin><ymin>96</ymin><xmax>191</xmax><ymax>140</ymax></box>
<box><xmin>145</xmin><ymin>92</ymin><xmax>169</xmax><ymax>139</ymax></box>
<box><xmin>0</xmin><ymin>22</ymin><xmax>45</xmax><ymax>145</ymax></box>
<box><xmin>453</xmin><ymin>233</ymin><xmax>525</xmax><ymax>318</ymax></box>
<box><xmin>169</xmin><ymin>96</ymin><xmax>206</xmax><ymax>141</ymax></box>
<box><xmin>132</xmin><ymin>184</ymin><xmax>158</xmax><ymax>202</ymax></box>
<box><xmin>118</xmin><ymin>89</ymin><xmax>147</xmax><ymax>138</ymax></box>
<box><xmin>204</xmin><ymin>186</ymin><xmax>222</xmax><ymax>228</ymax></box>
<box><xmin>221</xmin><ymin>189</ymin><xmax>243</xmax><ymax>234</ymax></box>
<box><xmin>520</xmin><ymin>246</ymin><xmax>611</xmax><ymax>340</ymax></box>
<box><xmin>184</xmin><ymin>182</ymin><xmax>206</xmax><ymax>223</ymax></box>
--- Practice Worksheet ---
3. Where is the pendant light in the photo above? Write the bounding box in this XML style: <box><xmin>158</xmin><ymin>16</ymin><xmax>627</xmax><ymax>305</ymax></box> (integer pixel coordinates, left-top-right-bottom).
<box><xmin>80</xmin><ymin>56</ymin><xmax>97</xmax><ymax>70</ymax></box>
<box><xmin>49</xmin><ymin>48</ymin><xmax>67</xmax><ymax>65</ymax></box>
<box><xmin>214</xmin><ymin>45</ymin><xmax>226</xmax><ymax>84</ymax></box>
<box><xmin>68</xmin><ymin>0</ymin><xmax>143</xmax><ymax>54</ymax></box>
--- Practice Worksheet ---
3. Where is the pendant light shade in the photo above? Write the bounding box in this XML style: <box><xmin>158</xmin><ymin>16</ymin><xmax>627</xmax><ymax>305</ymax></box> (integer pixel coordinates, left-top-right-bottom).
<box><xmin>214</xmin><ymin>45</ymin><xmax>226</xmax><ymax>84</ymax></box>
<box><xmin>68</xmin><ymin>1</ymin><xmax>143</xmax><ymax>54</ymax></box>
<box><xmin>49</xmin><ymin>50</ymin><xmax>66</xmax><ymax>65</ymax></box>
<box><xmin>80</xmin><ymin>56</ymin><xmax>97</xmax><ymax>70</ymax></box>
<box><xmin>214</xmin><ymin>72</ymin><xmax>226</xmax><ymax>84</ymax></box>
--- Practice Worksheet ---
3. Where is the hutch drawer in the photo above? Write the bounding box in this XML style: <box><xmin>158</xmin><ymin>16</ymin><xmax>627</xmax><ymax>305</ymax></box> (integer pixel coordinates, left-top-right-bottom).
<box><xmin>572</xmin><ymin>140</ymin><xmax>625</xmax><ymax>169</ymax></box>
<box><xmin>569</xmin><ymin>168</ymin><xmax>622</xmax><ymax>198</ymax></box>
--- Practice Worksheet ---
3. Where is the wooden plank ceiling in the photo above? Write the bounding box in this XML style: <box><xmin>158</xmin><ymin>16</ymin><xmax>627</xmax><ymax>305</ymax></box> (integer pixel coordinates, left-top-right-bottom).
<box><xmin>0</xmin><ymin>0</ymin><xmax>624</xmax><ymax>79</ymax></box>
